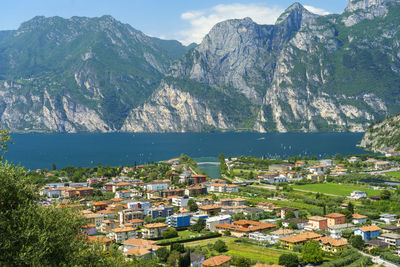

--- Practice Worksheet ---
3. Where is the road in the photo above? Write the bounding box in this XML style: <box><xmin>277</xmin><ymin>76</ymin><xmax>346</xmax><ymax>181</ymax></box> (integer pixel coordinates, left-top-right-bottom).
<box><xmin>359</xmin><ymin>251</ymin><xmax>398</xmax><ymax>267</ymax></box>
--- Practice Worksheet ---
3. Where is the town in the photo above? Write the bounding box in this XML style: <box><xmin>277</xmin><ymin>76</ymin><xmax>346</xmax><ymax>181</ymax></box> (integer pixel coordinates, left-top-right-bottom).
<box><xmin>36</xmin><ymin>153</ymin><xmax>400</xmax><ymax>266</ymax></box>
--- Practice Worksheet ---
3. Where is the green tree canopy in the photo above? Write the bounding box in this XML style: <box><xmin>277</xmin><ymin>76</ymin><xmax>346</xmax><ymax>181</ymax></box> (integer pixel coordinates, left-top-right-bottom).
<box><xmin>302</xmin><ymin>241</ymin><xmax>324</xmax><ymax>264</ymax></box>
<box><xmin>279</xmin><ymin>254</ymin><xmax>299</xmax><ymax>267</ymax></box>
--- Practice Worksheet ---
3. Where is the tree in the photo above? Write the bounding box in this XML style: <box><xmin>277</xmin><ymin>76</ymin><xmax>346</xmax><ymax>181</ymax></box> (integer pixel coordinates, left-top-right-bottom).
<box><xmin>288</xmin><ymin>222</ymin><xmax>298</xmax><ymax>230</ymax></box>
<box><xmin>349</xmin><ymin>235</ymin><xmax>365</xmax><ymax>250</ymax></box>
<box><xmin>279</xmin><ymin>254</ymin><xmax>299</xmax><ymax>267</ymax></box>
<box><xmin>163</xmin><ymin>227</ymin><xmax>178</xmax><ymax>239</ymax></box>
<box><xmin>232</xmin><ymin>256</ymin><xmax>251</xmax><ymax>267</ymax></box>
<box><xmin>0</xmin><ymin>162</ymin><xmax>128</xmax><ymax>266</ymax></box>
<box><xmin>0</xmin><ymin>129</ymin><xmax>12</xmax><ymax>161</ymax></box>
<box><xmin>155</xmin><ymin>247</ymin><xmax>169</xmax><ymax>262</ymax></box>
<box><xmin>276</xmin><ymin>220</ymin><xmax>283</xmax><ymax>228</ymax></box>
<box><xmin>284</xmin><ymin>210</ymin><xmax>296</xmax><ymax>220</ymax></box>
<box><xmin>170</xmin><ymin>243</ymin><xmax>185</xmax><ymax>253</ymax></box>
<box><xmin>167</xmin><ymin>250</ymin><xmax>180</xmax><ymax>267</ymax></box>
<box><xmin>190</xmin><ymin>218</ymin><xmax>205</xmax><ymax>233</ymax></box>
<box><xmin>52</xmin><ymin>163</ymin><xmax>57</xmax><ymax>170</ymax></box>
<box><xmin>302</xmin><ymin>241</ymin><xmax>324</xmax><ymax>264</ymax></box>
<box><xmin>380</xmin><ymin>190</ymin><xmax>391</xmax><ymax>200</ymax></box>
<box><xmin>179</xmin><ymin>252</ymin><xmax>190</xmax><ymax>267</ymax></box>
<box><xmin>188</xmin><ymin>199</ymin><xmax>198</xmax><ymax>212</ymax></box>
<box><xmin>224</xmin><ymin>229</ymin><xmax>231</xmax><ymax>236</ymax></box>
<box><xmin>213</xmin><ymin>240</ymin><xmax>228</xmax><ymax>252</ymax></box>
<box><xmin>347</xmin><ymin>202</ymin><xmax>355</xmax><ymax>214</ymax></box>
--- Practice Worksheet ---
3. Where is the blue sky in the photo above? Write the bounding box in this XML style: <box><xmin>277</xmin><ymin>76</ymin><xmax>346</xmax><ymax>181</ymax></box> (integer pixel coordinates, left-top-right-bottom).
<box><xmin>1</xmin><ymin>0</ymin><xmax>349</xmax><ymax>44</ymax></box>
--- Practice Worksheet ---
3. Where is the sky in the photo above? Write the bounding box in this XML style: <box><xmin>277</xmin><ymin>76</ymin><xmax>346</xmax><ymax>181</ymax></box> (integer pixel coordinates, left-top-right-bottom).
<box><xmin>1</xmin><ymin>0</ymin><xmax>349</xmax><ymax>45</ymax></box>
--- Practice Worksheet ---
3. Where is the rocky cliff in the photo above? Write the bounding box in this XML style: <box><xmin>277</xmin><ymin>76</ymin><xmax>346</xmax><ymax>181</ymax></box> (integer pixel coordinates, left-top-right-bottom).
<box><xmin>2</xmin><ymin>0</ymin><xmax>400</xmax><ymax>133</ymax></box>
<box><xmin>360</xmin><ymin>113</ymin><xmax>400</xmax><ymax>153</ymax></box>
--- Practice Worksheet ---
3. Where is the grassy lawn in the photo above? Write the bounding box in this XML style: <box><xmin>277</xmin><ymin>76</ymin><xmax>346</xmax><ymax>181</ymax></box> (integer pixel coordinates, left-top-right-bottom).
<box><xmin>184</xmin><ymin>237</ymin><xmax>294</xmax><ymax>264</ymax></box>
<box><xmin>159</xmin><ymin>230</ymin><xmax>204</xmax><ymax>243</ymax></box>
<box><xmin>385</xmin><ymin>171</ymin><xmax>400</xmax><ymax>178</ymax></box>
<box><xmin>292</xmin><ymin>183</ymin><xmax>381</xmax><ymax>197</ymax></box>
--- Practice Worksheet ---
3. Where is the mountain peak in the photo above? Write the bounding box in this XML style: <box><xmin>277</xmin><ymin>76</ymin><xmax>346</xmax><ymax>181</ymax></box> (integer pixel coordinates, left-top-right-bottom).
<box><xmin>345</xmin><ymin>0</ymin><xmax>399</xmax><ymax>12</ymax></box>
<box><xmin>275</xmin><ymin>2</ymin><xmax>316</xmax><ymax>25</ymax></box>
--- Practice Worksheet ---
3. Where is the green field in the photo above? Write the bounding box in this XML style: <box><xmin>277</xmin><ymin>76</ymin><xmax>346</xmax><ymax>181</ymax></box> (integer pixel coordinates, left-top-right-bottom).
<box><xmin>385</xmin><ymin>171</ymin><xmax>400</xmax><ymax>178</ymax></box>
<box><xmin>292</xmin><ymin>183</ymin><xmax>381</xmax><ymax>197</ymax></box>
<box><xmin>184</xmin><ymin>237</ymin><xmax>293</xmax><ymax>264</ymax></box>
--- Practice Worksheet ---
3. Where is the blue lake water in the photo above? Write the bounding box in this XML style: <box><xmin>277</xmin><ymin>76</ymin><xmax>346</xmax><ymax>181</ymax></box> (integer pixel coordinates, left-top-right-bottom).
<box><xmin>6</xmin><ymin>132</ymin><xmax>369</xmax><ymax>177</ymax></box>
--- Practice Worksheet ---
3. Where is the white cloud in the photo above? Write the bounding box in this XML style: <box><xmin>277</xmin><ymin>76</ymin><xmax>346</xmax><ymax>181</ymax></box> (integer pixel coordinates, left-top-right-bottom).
<box><xmin>178</xmin><ymin>3</ymin><xmax>284</xmax><ymax>45</ymax></box>
<box><xmin>304</xmin><ymin>5</ymin><xmax>331</xmax><ymax>16</ymax></box>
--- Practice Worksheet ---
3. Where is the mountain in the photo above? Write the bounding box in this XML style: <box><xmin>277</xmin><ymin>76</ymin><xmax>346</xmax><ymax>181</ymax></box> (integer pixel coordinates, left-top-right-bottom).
<box><xmin>2</xmin><ymin>1</ymin><xmax>400</xmax><ymax>133</ymax></box>
<box><xmin>123</xmin><ymin>0</ymin><xmax>400</xmax><ymax>133</ymax></box>
<box><xmin>0</xmin><ymin>15</ymin><xmax>188</xmax><ymax>132</ymax></box>
<box><xmin>359</xmin><ymin>113</ymin><xmax>400</xmax><ymax>153</ymax></box>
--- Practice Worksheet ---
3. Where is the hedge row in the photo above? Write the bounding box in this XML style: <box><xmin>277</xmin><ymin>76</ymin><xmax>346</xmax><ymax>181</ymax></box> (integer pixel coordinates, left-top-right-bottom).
<box><xmin>156</xmin><ymin>232</ymin><xmax>221</xmax><ymax>246</ymax></box>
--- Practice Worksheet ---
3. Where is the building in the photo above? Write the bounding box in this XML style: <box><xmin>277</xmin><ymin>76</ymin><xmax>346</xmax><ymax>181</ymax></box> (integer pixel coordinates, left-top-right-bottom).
<box><xmin>196</xmin><ymin>198</ymin><xmax>214</xmax><ymax>206</ymax></box>
<box><xmin>248</xmin><ymin>232</ymin><xmax>271</xmax><ymax>242</ymax></box>
<box><xmin>190</xmin><ymin>253</ymin><xmax>205</xmax><ymax>267</ymax></box>
<box><xmin>172</xmin><ymin>196</ymin><xmax>190</xmax><ymax>208</ymax></box>
<box><xmin>280</xmin><ymin>232</ymin><xmax>322</xmax><ymax>250</ymax></box>
<box><xmin>202</xmin><ymin>255</ymin><xmax>231</xmax><ymax>267</ymax></box>
<box><xmin>215</xmin><ymin>220</ymin><xmax>275</xmax><ymax>238</ymax></box>
<box><xmin>320</xmin><ymin>159</ymin><xmax>333</xmax><ymax>166</ymax></box>
<box><xmin>109</xmin><ymin>227</ymin><xmax>137</xmax><ymax>242</ymax></box>
<box><xmin>316</xmin><ymin>236</ymin><xmax>348</xmax><ymax>255</ymax></box>
<box><xmin>112</xmin><ymin>182</ymin><xmax>132</xmax><ymax>192</ymax></box>
<box><xmin>352</xmin><ymin>214</ymin><xmax>368</xmax><ymax>225</ymax></box>
<box><xmin>325</xmin><ymin>213</ymin><xmax>346</xmax><ymax>227</ymax></box>
<box><xmin>378</xmin><ymin>233</ymin><xmax>400</xmax><ymax>247</ymax></box>
<box><xmin>209</xmin><ymin>184</ymin><xmax>239</xmax><ymax>193</ymax></box>
<box><xmin>264</xmin><ymin>176</ymin><xmax>288</xmax><ymax>184</ymax></box>
<box><xmin>306</xmin><ymin>216</ymin><xmax>328</xmax><ymax>231</ymax></box>
<box><xmin>350</xmin><ymin>191</ymin><xmax>367</xmax><ymax>200</ymax></box>
<box><xmin>119</xmin><ymin>209</ymin><xmax>144</xmax><ymax>224</ymax></box>
<box><xmin>86</xmin><ymin>236</ymin><xmax>113</xmax><ymax>251</ymax></box>
<box><xmin>270</xmin><ymin>229</ymin><xmax>295</xmax><ymax>243</ymax></box>
<box><xmin>142</xmin><ymin>223</ymin><xmax>168</xmax><ymax>239</ymax></box>
<box><xmin>328</xmin><ymin>223</ymin><xmax>355</xmax><ymax>239</ymax></box>
<box><xmin>84</xmin><ymin>213</ymin><xmax>104</xmax><ymax>228</ymax></box>
<box><xmin>199</xmin><ymin>205</ymin><xmax>222</xmax><ymax>216</ymax></box>
<box><xmin>115</xmin><ymin>190</ymin><xmax>132</xmax><ymax>199</ymax></box>
<box><xmin>146</xmin><ymin>181</ymin><xmax>169</xmax><ymax>192</ymax></box>
<box><xmin>100</xmin><ymin>219</ymin><xmax>119</xmax><ymax>233</ymax></box>
<box><xmin>92</xmin><ymin>201</ymin><xmax>108</xmax><ymax>211</ymax></box>
<box><xmin>122</xmin><ymin>238</ymin><xmax>158</xmax><ymax>252</ymax></box>
<box><xmin>75</xmin><ymin>187</ymin><xmax>94</xmax><ymax>197</ymax></box>
<box><xmin>354</xmin><ymin>225</ymin><xmax>381</xmax><ymax>241</ymax></box>
<box><xmin>191</xmin><ymin>175</ymin><xmax>207</xmax><ymax>184</ymax></box>
<box><xmin>206</xmin><ymin>215</ymin><xmax>232</xmax><ymax>231</ymax></box>
<box><xmin>127</xmin><ymin>201</ymin><xmax>151</xmax><ymax>214</ymax></box>
<box><xmin>309</xmin><ymin>165</ymin><xmax>328</xmax><ymax>174</ymax></box>
<box><xmin>282</xmin><ymin>218</ymin><xmax>308</xmax><ymax>230</ymax></box>
<box><xmin>375</xmin><ymin>161</ymin><xmax>391</xmax><ymax>169</ymax></box>
<box><xmin>380</xmin><ymin>214</ymin><xmax>397</xmax><ymax>224</ymax></box>
<box><xmin>280</xmin><ymin>207</ymin><xmax>299</xmax><ymax>219</ymax></box>
<box><xmin>167</xmin><ymin>214</ymin><xmax>191</xmax><ymax>228</ymax></box>
<box><xmin>148</xmin><ymin>206</ymin><xmax>174</xmax><ymax>219</ymax></box>
<box><xmin>161</xmin><ymin>189</ymin><xmax>185</xmax><ymax>198</ymax></box>
<box><xmin>269</xmin><ymin>164</ymin><xmax>293</xmax><ymax>172</ymax></box>
<box><xmin>185</xmin><ymin>185</ymin><xmax>207</xmax><ymax>197</ymax></box>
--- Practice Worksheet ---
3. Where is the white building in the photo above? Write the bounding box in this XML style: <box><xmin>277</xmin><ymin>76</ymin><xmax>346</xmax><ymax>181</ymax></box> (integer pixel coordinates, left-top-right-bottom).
<box><xmin>172</xmin><ymin>196</ymin><xmax>190</xmax><ymax>208</ymax></box>
<box><xmin>248</xmin><ymin>232</ymin><xmax>271</xmax><ymax>242</ymax></box>
<box><xmin>350</xmin><ymin>191</ymin><xmax>367</xmax><ymax>200</ymax></box>
<box><xmin>146</xmin><ymin>182</ymin><xmax>169</xmax><ymax>192</ymax></box>
<box><xmin>109</xmin><ymin>227</ymin><xmax>137</xmax><ymax>242</ymax></box>
<box><xmin>320</xmin><ymin>159</ymin><xmax>333</xmax><ymax>166</ymax></box>
<box><xmin>380</xmin><ymin>214</ymin><xmax>398</xmax><ymax>224</ymax></box>
<box><xmin>328</xmin><ymin>223</ymin><xmax>355</xmax><ymax>239</ymax></box>
<box><xmin>206</xmin><ymin>215</ymin><xmax>232</xmax><ymax>231</ymax></box>
<box><xmin>127</xmin><ymin>201</ymin><xmax>151</xmax><ymax>214</ymax></box>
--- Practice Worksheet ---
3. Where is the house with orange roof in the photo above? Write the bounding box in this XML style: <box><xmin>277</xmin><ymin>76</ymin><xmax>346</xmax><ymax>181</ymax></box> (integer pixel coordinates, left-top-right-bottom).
<box><xmin>81</xmin><ymin>223</ymin><xmax>97</xmax><ymax>235</ymax></box>
<box><xmin>75</xmin><ymin>187</ymin><xmax>94</xmax><ymax>197</ymax></box>
<box><xmin>109</xmin><ymin>227</ymin><xmax>137</xmax><ymax>242</ymax></box>
<box><xmin>92</xmin><ymin>201</ymin><xmax>108</xmax><ymax>211</ymax></box>
<box><xmin>306</xmin><ymin>216</ymin><xmax>328</xmax><ymax>231</ymax></box>
<box><xmin>316</xmin><ymin>236</ymin><xmax>348</xmax><ymax>254</ymax></box>
<box><xmin>280</xmin><ymin>232</ymin><xmax>322</xmax><ymax>250</ymax></box>
<box><xmin>325</xmin><ymin>213</ymin><xmax>346</xmax><ymax>227</ymax></box>
<box><xmin>142</xmin><ymin>223</ymin><xmax>168</xmax><ymax>239</ymax></box>
<box><xmin>124</xmin><ymin>246</ymin><xmax>161</xmax><ymax>260</ymax></box>
<box><xmin>100</xmin><ymin>219</ymin><xmax>119</xmax><ymax>233</ymax></box>
<box><xmin>352</xmin><ymin>214</ymin><xmax>368</xmax><ymax>225</ymax></box>
<box><xmin>127</xmin><ymin>219</ymin><xmax>144</xmax><ymax>228</ymax></box>
<box><xmin>202</xmin><ymin>255</ymin><xmax>231</xmax><ymax>267</ymax></box>
<box><xmin>86</xmin><ymin>235</ymin><xmax>113</xmax><ymax>251</ymax></box>
<box><xmin>215</xmin><ymin>220</ymin><xmax>275</xmax><ymax>238</ymax></box>
<box><xmin>199</xmin><ymin>205</ymin><xmax>222</xmax><ymax>216</ymax></box>
<box><xmin>99</xmin><ymin>209</ymin><xmax>117</xmax><ymax>218</ymax></box>
<box><xmin>112</xmin><ymin>182</ymin><xmax>132</xmax><ymax>192</ymax></box>
<box><xmin>210</xmin><ymin>183</ymin><xmax>239</xmax><ymax>193</ymax></box>
<box><xmin>83</xmin><ymin>213</ymin><xmax>104</xmax><ymax>228</ymax></box>
<box><xmin>355</xmin><ymin>225</ymin><xmax>381</xmax><ymax>240</ymax></box>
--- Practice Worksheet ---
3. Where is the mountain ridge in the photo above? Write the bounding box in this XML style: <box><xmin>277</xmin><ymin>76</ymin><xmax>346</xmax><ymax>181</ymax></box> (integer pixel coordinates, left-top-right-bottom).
<box><xmin>1</xmin><ymin>1</ymin><xmax>400</xmax><ymax>133</ymax></box>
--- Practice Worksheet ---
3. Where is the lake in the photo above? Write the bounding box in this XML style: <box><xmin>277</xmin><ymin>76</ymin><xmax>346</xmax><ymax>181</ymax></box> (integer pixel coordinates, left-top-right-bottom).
<box><xmin>6</xmin><ymin>132</ymin><xmax>369</xmax><ymax>177</ymax></box>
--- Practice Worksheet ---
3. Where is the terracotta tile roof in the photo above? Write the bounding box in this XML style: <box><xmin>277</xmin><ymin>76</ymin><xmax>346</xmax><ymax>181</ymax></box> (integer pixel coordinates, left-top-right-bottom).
<box><xmin>99</xmin><ymin>209</ymin><xmax>116</xmax><ymax>214</ymax></box>
<box><xmin>124</xmin><ymin>246</ymin><xmax>160</xmax><ymax>256</ymax></box>
<box><xmin>110</xmin><ymin>198</ymin><xmax>124</xmax><ymax>202</ymax></box>
<box><xmin>199</xmin><ymin>205</ymin><xmax>222</xmax><ymax>210</ymax></box>
<box><xmin>216</xmin><ymin>221</ymin><xmax>275</xmax><ymax>233</ymax></box>
<box><xmin>87</xmin><ymin>236</ymin><xmax>112</xmax><ymax>243</ymax></box>
<box><xmin>359</xmin><ymin>225</ymin><xmax>381</xmax><ymax>232</ymax></box>
<box><xmin>123</xmin><ymin>238</ymin><xmax>157</xmax><ymax>246</ymax></box>
<box><xmin>271</xmin><ymin>229</ymin><xmax>294</xmax><ymax>236</ymax></box>
<box><xmin>112</xmin><ymin>227</ymin><xmax>136</xmax><ymax>233</ymax></box>
<box><xmin>280</xmin><ymin>232</ymin><xmax>322</xmax><ymax>243</ymax></box>
<box><xmin>144</xmin><ymin>223</ymin><xmax>167</xmax><ymax>229</ymax></box>
<box><xmin>202</xmin><ymin>255</ymin><xmax>232</xmax><ymax>266</ymax></box>
<box><xmin>316</xmin><ymin>236</ymin><xmax>348</xmax><ymax>247</ymax></box>
<box><xmin>93</xmin><ymin>201</ymin><xmax>108</xmax><ymax>206</ymax></box>
<box><xmin>308</xmin><ymin>216</ymin><xmax>327</xmax><ymax>221</ymax></box>
<box><xmin>352</xmin><ymin>214</ymin><xmax>367</xmax><ymax>219</ymax></box>
<box><xmin>116</xmin><ymin>182</ymin><xmax>131</xmax><ymax>186</ymax></box>
<box><xmin>82</xmin><ymin>223</ymin><xmax>96</xmax><ymax>229</ymax></box>
<box><xmin>129</xmin><ymin>219</ymin><xmax>144</xmax><ymax>223</ymax></box>
<box><xmin>211</xmin><ymin>183</ymin><xmax>227</xmax><ymax>187</ymax></box>
<box><xmin>83</xmin><ymin>213</ymin><xmax>104</xmax><ymax>219</ymax></box>
<box><xmin>325</xmin><ymin>213</ymin><xmax>345</xmax><ymax>218</ymax></box>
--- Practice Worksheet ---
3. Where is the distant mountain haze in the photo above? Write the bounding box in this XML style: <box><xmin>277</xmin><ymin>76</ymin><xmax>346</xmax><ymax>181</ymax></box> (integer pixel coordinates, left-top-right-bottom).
<box><xmin>1</xmin><ymin>0</ymin><xmax>400</xmax><ymax>133</ymax></box>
